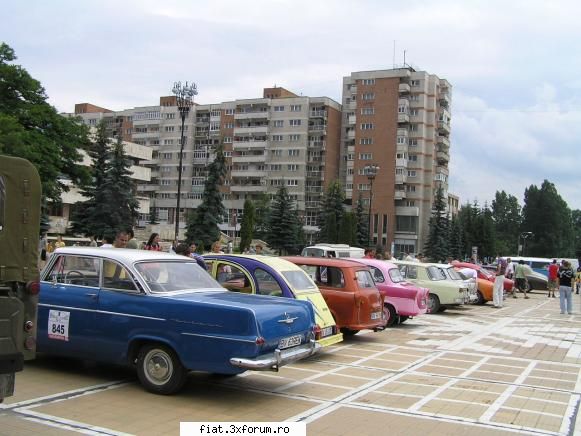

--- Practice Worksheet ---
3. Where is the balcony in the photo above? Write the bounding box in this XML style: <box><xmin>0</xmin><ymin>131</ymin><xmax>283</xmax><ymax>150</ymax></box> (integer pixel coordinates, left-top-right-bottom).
<box><xmin>308</xmin><ymin>140</ymin><xmax>326</xmax><ymax>149</ymax></box>
<box><xmin>231</xmin><ymin>154</ymin><xmax>266</xmax><ymax>163</ymax></box>
<box><xmin>233</xmin><ymin>140</ymin><xmax>267</xmax><ymax>150</ymax></box>
<box><xmin>436</xmin><ymin>150</ymin><xmax>450</xmax><ymax>164</ymax></box>
<box><xmin>398</xmin><ymin>113</ymin><xmax>410</xmax><ymax>123</ymax></box>
<box><xmin>347</xmin><ymin>115</ymin><xmax>356</xmax><ymax>125</ymax></box>
<box><xmin>305</xmin><ymin>186</ymin><xmax>323</xmax><ymax>193</ymax></box>
<box><xmin>399</xmin><ymin>83</ymin><xmax>411</xmax><ymax>94</ymax></box>
<box><xmin>137</xmin><ymin>184</ymin><xmax>157</xmax><ymax>192</ymax></box>
<box><xmin>234</xmin><ymin>125</ymin><xmax>269</xmax><ymax>135</ymax></box>
<box><xmin>230</xmin><ymin>184</ymin><xmax>266</xmax><ymax>192</ymax></box>
<box><xmin>310</xmin><ymin>110</ymin><xmax>327</xmax><ymax>118</ymax></box>
<box><xmin>129</xmin><ymin>165</ymin><xmax>151</xmax><ymax>182</ymax></box>
<box><xmin>437</xmin><ymin>121</ymin><xmax>450</xmax><ymax>134</ymax></box>
<box><xmin>307</xmin><ymin>171</ymin><xmax>322</xmax><ymax>178</ymax></box>
<box><xmin>234</xmin><ymin>110</ymin><xmax>270</xmax><ymax>120</ymax></box>
<box><xmin>394</xmin><ymin>190</ymin><xmax>407</xmax><ymax>200</ymax></box>
<box><xmin>395</xmin><ymin>206</ymin><xmax>420</xmax><ymax>216</ymax></box>
<box><xmin>346</xmin><ymin>129</ymin><xmax>355</xmax><ymax>139</ymax></box>
<box><xmin>305</xmin><ymin>201</ymin><xmax>320</xmax><ymax>208</ymax></box>
<box><xmin>231</xmin><ymin>170</ymin><xmax>267</xmax><ymax>178</ymax></box>
<box><xmin>397</xmin><ymin>128</ymin><xmax>408</xmax><ymax>138</ymax></box>
<box><xmin>308</xmin><ymin>124</ymin><xmax>327</xmax><ymax>132</ymax></box>
<box><xmin>195</xmin><ymin>129</ymin><xmax>210</xmax><ymax>137</ymax></box>
<box><xmin>437</xmin><ymin>135</ymin><xmax>450</xmax><ymax>149</ymax></box>
<box><xmin>395</xmin><ymin>173</ymin><xmax>407</xmax><ymax>184</ymax></box>
<box><xmin>195</xmin><ymin>117</ymin><xmax>210</xmax><ymax>124</ymax></box>
<box><xmin>347</xmin><ymin>101</ymin><xmax>356</xmax><ymax>110</ymax></box>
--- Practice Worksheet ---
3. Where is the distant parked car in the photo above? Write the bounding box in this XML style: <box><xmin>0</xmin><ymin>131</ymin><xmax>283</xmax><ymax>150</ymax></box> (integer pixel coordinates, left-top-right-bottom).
<box><xmin>350</xmin><ymin>258</ymin><xmax>429</xmax><ymax>326</ymax></box>
<box><xmin>38</xmin><ymin>248</ymin><xmax>320</xmax><ymax>395</ymax></box>
<box><xmin>283</xmin><ymin>257</ymin><xmax>386</xmax><ymax>335</ymax></box>
<box><xmin>392</xmin><ymin>260</ymin><xmax>467</xmax><ymax>313</ymax></box>
<box><xmin>452</xmin><ymin>262</ymin><xmax>515</xmax><ymax>293</ymax></box>
<box><xmin>203</xmin><ymin>254</ymin><xmax>343</xmax><ymax>347</ymax></box>
<box><xmin>433</xmin><ymin>263</ymin><xmax>477</xmax><ymax>304</ymax></box>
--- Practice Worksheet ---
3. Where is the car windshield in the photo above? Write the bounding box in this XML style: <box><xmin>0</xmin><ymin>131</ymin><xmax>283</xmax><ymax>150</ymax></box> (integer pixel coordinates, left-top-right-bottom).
<box><xmin>388</xmin><ymin>268</ymin><xmax>405</xmax><ymax>283</ymax></box>
<box><xmin>281</xmin><ymin>270</ymin><xmax>317</xmax><ymax>293</ymax></box>
<box><xmin>134</xmin><ymin>260</ymin><xmax>222</xmax><ymax>293</ymax></box>
<box><xmin>427</xmin><ymin>266</ymin><xmax>446</xmax><ymax>280</ymax></box>
<box><xmin>479</xmin><ymin>268</ymin><xmax>495</xmax><ymax>279</ymax></box>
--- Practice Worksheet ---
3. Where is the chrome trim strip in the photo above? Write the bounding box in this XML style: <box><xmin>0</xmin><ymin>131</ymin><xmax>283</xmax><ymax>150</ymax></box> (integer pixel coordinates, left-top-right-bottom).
<box><xmin>180</xmin><ymin>331</ymin><xmax>257</xmax><ymax>343</ymax></box>
<box><xmin>38</xmin><ymin>303</ymin><xmax>166</xmax><ymax>321</ymax></box>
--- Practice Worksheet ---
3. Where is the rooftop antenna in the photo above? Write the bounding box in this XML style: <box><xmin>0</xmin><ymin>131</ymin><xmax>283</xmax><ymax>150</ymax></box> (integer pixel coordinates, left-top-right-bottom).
<box><xmin>403</xmin><ymin>50</ymin><xmax>407</xmax><ymax>67</ymax></box>
<box><xmin>393</xmin><ymin>40</ymin><xmax>396</xmax><ymax>68</ymax></box>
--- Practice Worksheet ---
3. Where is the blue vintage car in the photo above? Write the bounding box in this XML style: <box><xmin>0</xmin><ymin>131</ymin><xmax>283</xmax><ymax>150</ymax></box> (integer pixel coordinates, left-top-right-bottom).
<box><xmin>203</xmin><ymin>254</ymin><xmax>343</xmax><ymax>347</ymax></box>
<box><xmin>37</xmin><ymin>248</ymin><xmax>319</xmax><ymax>395</ymax></box>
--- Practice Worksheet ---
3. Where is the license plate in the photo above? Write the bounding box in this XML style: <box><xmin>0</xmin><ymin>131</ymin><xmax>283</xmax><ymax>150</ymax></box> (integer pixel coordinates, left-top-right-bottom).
<box><xmin>320</xmin><ymin>326</ymin><xmax>333</xmax><ymax>338</ymax></box>
<box><xmin>371</xmin><ymin>311</ymin><xmax>382</xmax><ymax>320</ymax></box>
<box><xmin>278</xmin><ymin>335</ymin><xmax>302</xmax><ymax>349</ymax></box>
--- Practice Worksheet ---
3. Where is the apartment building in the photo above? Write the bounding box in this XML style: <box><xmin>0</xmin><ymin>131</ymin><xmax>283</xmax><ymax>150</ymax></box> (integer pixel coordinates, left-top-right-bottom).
<box><xmin>340</xmin><ymin>67</ymin><xmax>452</xmax><ymax>256</ymax></box>
<box><xmin>74</xmin><ymin>88</ymin><xmax>342</xmax><ymax>242</ymax></box>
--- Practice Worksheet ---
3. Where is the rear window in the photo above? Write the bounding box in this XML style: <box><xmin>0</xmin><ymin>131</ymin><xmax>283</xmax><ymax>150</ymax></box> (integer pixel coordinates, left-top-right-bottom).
<box><xmin>301</xmin><ymin>247</ymin><xmax>325</xmax><ymax>257</ymax></box>
<box><xmin>369</xmin><ymin>266</ymin><xmax>385</xmax><ymax>283</ymax></box>
<box><xmin>356</xmin><ymin>270</ymin><xmax>376</xmax><ymax>288</ymax></box>
<box><xmin>427</xmin><ymin>266</ymin><xmax>446</xmax><ymax>280</ymax></box>
<box><xmin>281</xmin><ymin>270</ymin><xmax>317</xmax><ymax>292</ymax></box>
<box><xmin>446</xmin><ymin>268</ymin><xmax>462</xmax><ymax>280</ymax></box>
<box><xmin>388</xmin><ymin>268</ymin><xmax>404</xmax><ymax>283</ymax></box>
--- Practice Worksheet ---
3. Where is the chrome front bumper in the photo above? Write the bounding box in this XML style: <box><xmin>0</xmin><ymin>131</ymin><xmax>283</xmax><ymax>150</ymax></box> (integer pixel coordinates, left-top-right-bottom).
<box><xmin>230</xmin><ymin>339</ymin><xmax>320</xmax><ymax>371</ymax></box>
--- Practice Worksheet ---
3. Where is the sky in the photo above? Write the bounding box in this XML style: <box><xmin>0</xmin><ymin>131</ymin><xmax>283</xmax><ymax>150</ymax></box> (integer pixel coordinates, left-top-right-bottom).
<box><xmin>3</xmin><ymin>0</ymin><xmax>581</xmax><ymax>210</ymax></box>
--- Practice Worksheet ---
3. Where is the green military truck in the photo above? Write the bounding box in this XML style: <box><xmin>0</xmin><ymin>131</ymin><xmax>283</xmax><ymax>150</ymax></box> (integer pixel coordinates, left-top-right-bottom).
<box><xmin>0</xmin><ymin>155</ymin><xmax>41</xmax><ymax>402</ymax></box>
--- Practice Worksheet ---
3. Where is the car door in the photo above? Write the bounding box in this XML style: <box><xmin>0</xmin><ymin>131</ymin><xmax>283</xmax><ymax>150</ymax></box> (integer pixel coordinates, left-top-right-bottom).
<box><xmin>314</xmin><ymin>266</ymin><xmax>355</xmax><ymax>327</ymax></box>
<box><xmin>38</xmin><ymin>254</ymin><xmax>100</xmax><ymax>357</ymax></box>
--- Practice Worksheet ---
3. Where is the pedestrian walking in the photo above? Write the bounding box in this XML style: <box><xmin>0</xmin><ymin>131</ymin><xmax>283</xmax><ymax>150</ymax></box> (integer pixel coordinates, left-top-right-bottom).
<box><xmin>548</xmin><ymin>259</ymin><xmax>559</xmax><ymax>298</ymax></box>
<box><xmin>558</xmin><ymin>260</ymin><xmax>574</xmax><ymax>315</ymax></box>
<box><xmin>144</xmin><ymin>233</ymin><xmax>162</xmax><ymax>251</ymax></box>
<box><xmin>126</xmin><ymin>229</ymin><xmax>139</xmax><ymax>249</ymax></box>
<box><xmin>189</xmin><ymin>242</ymin><xmax>207</xmax><ymax>271</ymax></box>
<box><xmin>493</xmin><ymin>255</ymin><xmax>507</xmax><ymax>308</ymax></box>
<box><xmin>575</xmin><ymin>265</ymin><xmax>581</xmax><ymax>295</ymax></box>
<box><xmin>514</xmin><ymin>260</ymin><xmax>529</xmax><ymax>299</ymax></box>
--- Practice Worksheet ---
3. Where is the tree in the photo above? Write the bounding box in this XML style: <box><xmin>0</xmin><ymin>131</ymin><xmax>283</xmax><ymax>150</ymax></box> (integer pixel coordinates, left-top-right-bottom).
<box><xmin>521</xmin><ymin>180</ymin><xmax>574</xmax><ymax>257</ymax></box>
<box><xmin>239</xmin><ymin>198</ymin><xmax>255</xmax><ymax>252</ymax></box>
<box><xmin>448</xmin><ymin>216</ymin><xmax>464</xmax><ymax>260</ymax></box>
<box><xmin>424</xmin><ymin>186</ymin><xmax>449</xmax><ymax>262</ymax></box>
<box><xmin>70</xmin><ymin>127</ymin><xmax>139</xmax><ymax>239</ymax></box>
<box><xmin>317</xmin><ymin>180</ymin><xmax>345</xmax><ymax>243</ymax></box>
<box><xmin>185</xmin><ymin>144</ymin><xmax>227</xmax><ymax>248</ymax></box>
<box><xmin>0</xmin><ymin>42</ymin><xmax>90</xmax><ymax>202</ymax></box>
<box><xmin>253</xmin><ymin>192</ymin><xmax>271</xmax><ymax>241</ymax></box>
<box><xmin>355</xmin><ymin>194</ymin><xmax>368</xmax><ymax>247</ymax></box>
<box><xmin>339</xmin><ymin>211</ymin><xmax>357</xmax><ymax>246</ymax></box>
<box><xmin>491</xmin><ymin>191</ymin><xmax>521</xmax><ymax>255</ymax></box>
<box><xmin>572</xmin><ymin>210</ymin><xmax>581</xmax><ymax>259</ymax></box>
<box><xmin>267</xmin><ymin>185</ymin><xmax>301</xmax><ymax>255</ymax></box>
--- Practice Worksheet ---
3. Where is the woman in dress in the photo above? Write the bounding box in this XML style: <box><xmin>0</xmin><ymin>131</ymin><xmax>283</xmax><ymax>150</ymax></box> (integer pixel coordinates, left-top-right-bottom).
<box><xmin>144</xmin><ymin>233</ymin><xmax>162</xmax><ymax>251</ymax></box>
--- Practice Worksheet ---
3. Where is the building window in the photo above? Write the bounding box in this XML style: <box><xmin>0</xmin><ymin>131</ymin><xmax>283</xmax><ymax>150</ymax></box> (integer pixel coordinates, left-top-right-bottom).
<box><xmin>165</xmin><ymin>113</ymin><xmax>176</xmax><ymax>119</ymax></box>
<box><xmin>358</xmin><ymin>183</ymin><xmax>371</xmax><ymax>191</ymax></box>
<box><xmin>210</xmin><ymin>122</ymin><xmax>220</xmax><ymax>131</ymax></box>
<box><xmin>288</xmin><ymin>164</ymin><xmax>298</xmax><ymax>171</ymax></box>
<box><xmin>409</xmin><ymin>154</ymin><xmax>418</xmax><ymax>162</ymax></box>
<box><xmin>346</xmin><ymin>183</ymin><xmax>353</xmax><ymax>190</ymax></box>
<box><xmin>272</xmin><ymin>135</ymin><xmax>283</xmax><ymax>141</ymax></box>
<box><xmin>407</xmin><ymin>170</ymin><xmax>417</xmax><ymax>177</ymax></box>
<box><xmin>270</xmin><ymin>164</ymin><xmax>281</xmax><ymax>171</ymax></box>
<box><xmin>406</xmin><ymin>200</ymin><xmax>415</xmax><ymax>207</ymax></box>
<box><xmin>273</xmin><ymin>120</ymin><xmax>284</xmax><ymax>127</ymax></box>
<box><xmin>88</xmin><ymin>119</ymin><xmax>97</xmax><ymax>126</ymax></box>
<box><xmin>163</xmin><ymin>139</ymin><xmax>174</xmax><ymax>145</ymax></box>
<box><xmin>410</xmin><ymin>109</ymin><xmax>419</xmax><ymax>116</ymax></box>
<box><xmin>362</xmin><ymin>93</ymin><xmax>375</xmax><ymax>101</ymax></box>
<box><xmin>361</xmin><ymin>107</ymin><xmax>375</xmax><ymax>115</ymax></box>
<box><xmin>347</xmin><ymin>168</ymin><xmax>354</xmax><ymax>175</ymax></box>
<box><xmin>288</xmin><ymin>149</ymin><xmax>300</xmax><ymax>156</ymax></box>
<box><xmin>405</xmin><ymin>185</ymin><xmax>416</xmax><ymax>192</ymax></box>
<box><xmin>224</xmin><ymin>136</ymin><xmax>233</xmax><ymax>143</ymax></box>
<box><xmin>362</xmin><ymin>79</ymin><xmax>375</xmax><ymax>85</ymax></box>
<box><xmin>409</xmin><ymin>124</ymin><xmax>418</xmax><ymax>132</ymax></box>
<box><xmin>224</xmin><ymin>122</ymin><xmax>234</xmax><ymax>129</ymax></box>
<box><xmin>225</xmin><ymin>108</ymin><xmax>234</xmax><ymax>115</ymax></box>
<box><xmin>397</xmin><ymin>136</ymin><xmax>406</xmax><ymax>145</ymax></box>
<box><xmin>410</xmin><ymin>94</ymin><xmax>420</xmax><ymax>101</ymax></box>
<box><xmin>396</xmin><ymin>216</ymin><xmax>418</xmax><ymax>232</ymax></box>
<box><xmin>165</xmin><ymin>126</ymin><xmax>175</xmax><ymax>132</ymax></box>
<box><xmin>289</xmin><ymin>134</ymin><xmax>300</xmax><ymax>142</ymax></box>
<box><xmin>410</xmin><ymin>80</ymin><xmax>420</xmax><ymax>87</ymax></box>
<box><xmin>290</xmin><ymin>119</ymin><xmax>301</xmax><ymax>126</ymax></box>
<box><xmin>224</xmin><ymin>151</ymin><xmax>232</xmax><ymax>157</ymax></box>
<box><xmin>274</xmin><ymin>106</ymin><xmax>284</xmax><ymax>112</ymax></box>
<box><xmin>287</xmin><ymin>179</ymin><xmax>298</xmax><ymax>186</ymax></box>
<box><xmin>360</xmin><ymin>138</ymin><xmax>373</xmax><ymax>145</ymax></box>
<box><xmin>347</xmin><ymin>153</ymin><xmax>354</xmax><ymax>161</ymax></box>
<box><xmin>361</xmin><ymin>123</ymin><xmax>374</xmax><ymax>130</ymax></box>
<box><xmin>270</xmin><ymin>179</ymin><xmax>283</xmax><ymax>186</ymax></box>
<box><xmin>359</xmin><ymin>153</ymin><xmax>372</xmax><ymax>160</ymax></box>
<box><xmin>398</xmin><ymin>105</ymin><xmax>407</xmax><ymax>114</ymax></box>
<box><xmin>271</xmin><ymin>149</ymin><xmax>282</xmax><ymax>156</ymax></box>
<box><xmin>409</xmin><ymin>139</ymin><xmax>418</xmax><ymax>147</ymax></box>
<box><xmin>210</xmin><ymin>110</ymin><xmax>221</xmax><ymax>117</ymax></box>
<box><xmin>290</xmin><ymin>105</ymin><xmax>302</xmax><ymax>112</ymax></box>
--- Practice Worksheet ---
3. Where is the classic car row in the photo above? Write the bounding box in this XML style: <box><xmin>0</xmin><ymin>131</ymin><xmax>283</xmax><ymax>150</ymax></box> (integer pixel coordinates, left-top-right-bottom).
<box><xmin>37</xmin><ymin>248</ymin><xmax>504</xmax><ymax>396</ymax></box>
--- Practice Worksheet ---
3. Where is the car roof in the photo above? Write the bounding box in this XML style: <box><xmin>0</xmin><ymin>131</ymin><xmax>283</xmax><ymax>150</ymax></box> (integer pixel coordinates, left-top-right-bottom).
<box><xmin>349</xmin><ymin>258</ymin><xmax>398</xmax><ymax>270</ymax></box>
<box><xmin>53</xmin><ymin>247</ymin><xmax>193</xmax><ymax>263</ymax></box>
<box><xmin>203</xmin><ymin>254</ymin><xmax>303</xmax><ymax>272</ymax></box>
<box><xmin>283</xmin><ymin>256</ymin><xmax>368</xmax><ymax>268</ymax></box>
<box><xmin>392</xmin><ymin>260</ymin><xmax>438</xmax><ymax>267</ymax></box>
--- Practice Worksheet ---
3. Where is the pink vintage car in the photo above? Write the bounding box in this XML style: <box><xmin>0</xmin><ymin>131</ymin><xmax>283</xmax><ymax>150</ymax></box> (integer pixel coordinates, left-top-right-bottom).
<box><xmin>352</xmin><ymin>258</ymin><xmax>429</xmax><ymax>326</ymax></box>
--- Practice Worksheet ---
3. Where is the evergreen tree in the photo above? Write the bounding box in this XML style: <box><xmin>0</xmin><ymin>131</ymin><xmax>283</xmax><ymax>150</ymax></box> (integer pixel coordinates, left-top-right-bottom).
<box><xmin>355</xmin><ymin>194</ymin><xmax>368</xmax><ymax>247</ymax></box>
<box><xmin>0</xmin><ymin>43</ymin><xmax>90</xmax><ymax>202</ymax></box>
<box><xmin>148</xmin><ymin>200</ymin><xmax>159</xmax><ymax>225</ymax></box>
<box><xmin>339</xmin><ymin>211</ymin><xmax>357</xmax><ymax>246</ymax></box>
<box><xmin>253</xmin><ymin>192</ymin><xmax>271</xmax><ymax>241</ymax></box>
<box><xmin>317</xmin><ymin>180</ymin><xmax>345</xmax><ymax>243</ymax></box>
<box><xmin>491</xmin><ymin>191</ymin><xmax>521</xmax><ymax>255</ymax></box>
<box><xmin>424</xmin><ymin>186</ymin><xmax>449</xmax><ymax>262</ymax></box>
<box><xmin>267</xmin><ymin>186</ymin><xmax>299</xmax><ymax>255</ymax></box>
<box><xmin>239</xmin><ymin>198</ymin><xmax>255</xmax><ymax>252</ymax></box>
<box><xmin>101</xmin><ymin>135</ymin><xmax>139</xmax><ymax>232</ymax></box>
<box><xmin>185</xmin><ymin>144</ymin><xmax>227</xmax><ymax>247</ymax></box>
<box><xmin>521</xmin><ymin>180</ymin><xmax>574</xmax><ymax>256</ymax></box>
<box><xmin>448</xmin><ymin>216</ymin><xmax>464</xmax><ymax>260</ymax></box>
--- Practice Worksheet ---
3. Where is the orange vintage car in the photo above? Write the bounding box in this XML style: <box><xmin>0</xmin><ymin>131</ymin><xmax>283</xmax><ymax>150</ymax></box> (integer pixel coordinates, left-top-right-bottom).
<box><xmin>283</xmin><ymin>257</ymin><xmax>386</xmax><ymax>336</ymax></box>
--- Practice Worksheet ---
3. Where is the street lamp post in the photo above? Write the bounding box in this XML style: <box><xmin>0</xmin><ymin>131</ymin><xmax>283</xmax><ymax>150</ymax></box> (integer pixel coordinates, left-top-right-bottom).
<box><xmin>172</xmin><ymin>81</ymin><xmax>197</xmax><ymax>243</ymax></box>
<box><xmin>364</xmin><ymin>164</ymin><xmax>380</xmax><ymax>248</ymax></box>
<box><xmin>519</xmin><ymin>232</ymin><xmax>533</xmax><ymax>256</ymax></box>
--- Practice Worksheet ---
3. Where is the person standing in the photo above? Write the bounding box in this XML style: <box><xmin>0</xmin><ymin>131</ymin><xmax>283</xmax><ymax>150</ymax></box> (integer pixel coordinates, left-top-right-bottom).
<box><xmin>575</xmin><ymin>265</ymin><xmax>581</xmax><ymax>295</ymax></box>
<box><xmin>548</xmin><ymin>259</ymin><xmax>559</xmax><ymax>298</ymax></box>
<box><xmin>54</xmin><ymin>235</ymin><xmax>66</xmax><ymax>249</ymax></box>
<box><xmin>558</xmin><ymin>260</ymin><xmax>574</xmax><ymax>315</ymax></box>
<box><xmin>126</xmin><ymin>229</ymin><xmax>139</xmax><ymax>249</ymax></box>
<box><xmin>144</xmin><ymin>233</ymin><xmax>162</xmax><ymax>251</ymax></box>
<box><xmin>189</xmin><ymin>242</ymin><xmax>207</xmax><ymax>270</ymax></box>
<box><xmin>113</xmin><ymin>231</ymin><xmax>129</xmax><ymax>249</ymax></box>
<box><xmin>211</xmin><ymin>241</ymin><xmax>224</xmax><ymax>254</ymax></box>
<box><xmin>514</xmin><ymin>260</ymin><xmax>529</xmax><ymax>299</ymax></box>
<box><xmin>364</xmin><ymin>248</ymin><xmax>376</xmax><ymax>259</ymax></box>
<box><xmin>493</xmin><ymin>255</ymin><xmax>507</xmax><ymax>308</ymax></box>
<box><xmin>89</xmin><ymin>236</ymin><xmax>98</xmax><ymax>247</ymax></box>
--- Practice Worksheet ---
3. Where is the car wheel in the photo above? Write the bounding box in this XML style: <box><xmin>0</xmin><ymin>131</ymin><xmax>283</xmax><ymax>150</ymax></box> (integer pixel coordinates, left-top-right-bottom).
<box><xmin>476</xmin><ymin>290</ymin><xmax>486</xmax><ymax>305</ymax></box>
<box><xmin>137</xmin><ymin>344</ymin><xmax>187</xmax><ymax>395</ymax></box>
<box><xmin>341</xmin><ymin>328</ymin><xmax>359</xmax><ymax>336</ymax></box>
<box><xmin>384</xmin><ymin>304</ymin><xmax>397</xmax><ymax>327</ymax></box>
<box><xmin>427</xmin><ymin>294</ymin><xmax>440</xmax><ymax>313</ymax></box>
<box><xmin>398</xmin><ymin>316</ymin><xmax>409</xmax><ymax>324</ymax></box>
